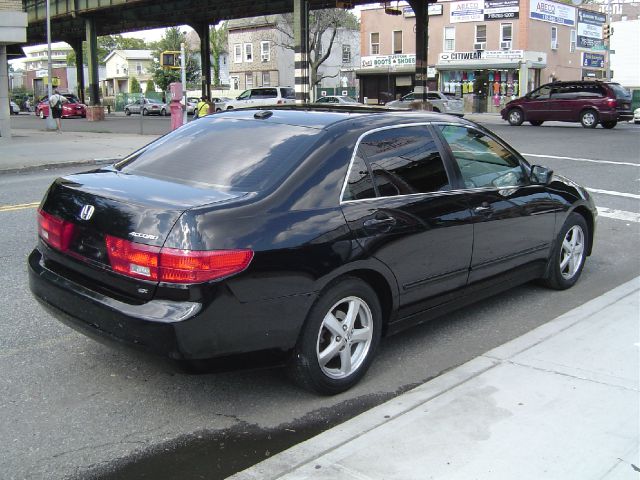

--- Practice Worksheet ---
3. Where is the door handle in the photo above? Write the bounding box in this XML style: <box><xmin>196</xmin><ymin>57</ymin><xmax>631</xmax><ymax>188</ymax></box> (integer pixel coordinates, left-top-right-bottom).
<box><xmin>474</xmin><ymin>202</ymin><xmax>492</xmax><ymax>213</ymax></box>
<box><xmin>363</xmin><ymin>216</ymin><xmax>397</xmax><ymax>231</ymax></box>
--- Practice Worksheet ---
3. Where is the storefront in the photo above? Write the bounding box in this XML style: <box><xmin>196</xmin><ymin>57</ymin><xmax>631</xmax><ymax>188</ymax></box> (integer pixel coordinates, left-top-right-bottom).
<box><xmin>437</xmin><ymin>50</ymin><xmax>547</xmax><ymax>113</ymax></box>
<box><xmin>356</xmin><ymin>54</ymin><xmax>437</xmax><ymax>104</ymax></box>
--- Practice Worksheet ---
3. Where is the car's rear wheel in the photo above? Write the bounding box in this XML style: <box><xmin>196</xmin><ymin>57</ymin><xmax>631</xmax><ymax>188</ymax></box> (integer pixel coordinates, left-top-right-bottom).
<box><xmin>580</xmin><ymin>109</ymin><xmax>598</xmax><ymax>128</ymax></box>
<box><xmin>542</xmin><ymin>212</ymin><xmax>588</xmax><ymax>290</ymax></box>
<box><xmin>125</xmin><ymin>109</ymin><xmax>131</xmax><ymax>116</ymax></box>
<box><xmin>226</xmin><ymin>106</ymin><xmax>234</xmax><ymax>110</ymax></box>
<box><xmin>288</xmin><ymin>277</ymin><xmax>382</xmax><ymax>395</ymax></box>
<box><xmin>507</xmin><ymin>108</ymin><xmax>524</xmax><ymax>126</ymax></box>
<box><xmin>601</xmin><ymin>120</ymin><xmax>617</xmax><ymax>129</ymax></box>
<box><xmin>529</xmin><ymin>120</ymin><xmax>544</xmax><ymax>126</ymax></box>
<box><xmin>216</xmin><ymin>108</ymin><xmax>222</xmax><ymax>112</ymax></box>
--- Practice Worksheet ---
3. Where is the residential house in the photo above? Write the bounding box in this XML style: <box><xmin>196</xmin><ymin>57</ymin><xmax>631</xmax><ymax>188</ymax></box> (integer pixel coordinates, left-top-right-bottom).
<box><xmin>103</xmin><ymin>49</ymin><xmax>154</xmax><ymax>95</ymax></box>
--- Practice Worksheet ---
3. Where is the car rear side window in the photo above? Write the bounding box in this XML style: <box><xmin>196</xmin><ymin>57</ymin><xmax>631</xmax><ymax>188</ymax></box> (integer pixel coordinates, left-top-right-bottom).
<box><xmin>439</xmin><ymin>125</ymin><xmax>526</xmax><ymax>189</ymax></box>
<box><xmin>281</xmin><ymin>88</ymin><xmax>296</xmax><ymax>99</ymax></box>
<box><xmin>356</xmin><ymin>126</ymin><xmax>451</xmax><ymax>197</ymax></box>
<box><xmin>117</xmin><ymin>117</ymin><xmax>321</xmax><ymax>192</ymax></box>
<box><xmin>343</xmin><ymin>155</ymin><xmax>376</xmax><ymax>201</ymax></box>
<box><xmin>252</xmin><ymin>88</ymin><xmax>277</xmax><ymax>99</ymax></box>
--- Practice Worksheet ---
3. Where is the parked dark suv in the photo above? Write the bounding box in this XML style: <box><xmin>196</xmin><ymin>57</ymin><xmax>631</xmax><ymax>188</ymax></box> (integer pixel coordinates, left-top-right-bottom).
<box><xmin>501</xmin><ymin>81</ymin><xmax>633</xmax><ymax>129</ymax></box>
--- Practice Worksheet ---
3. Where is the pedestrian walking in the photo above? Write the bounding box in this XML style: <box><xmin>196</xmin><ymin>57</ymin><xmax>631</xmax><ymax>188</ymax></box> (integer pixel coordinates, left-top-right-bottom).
<box><xmin>49</xmin><ymin>89</ymin><xmax>68</xmax><ymax>132</ymax></box>
<box><xmin>196</xmin><ymin>96</ymin><xmax>210</xmax><ymax>119</ymax></box>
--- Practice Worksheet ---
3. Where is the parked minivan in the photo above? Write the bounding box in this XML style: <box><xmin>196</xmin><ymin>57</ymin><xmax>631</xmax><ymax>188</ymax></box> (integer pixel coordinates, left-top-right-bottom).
<box><xmin>501</xmin><ymin>81</ymin><xmax>633</xmax><ymax>129</ymax></box>
<box><xmin>224</xmin><ymin>87</ymin><xmax>296</xmax><ymax>109</ymax></box>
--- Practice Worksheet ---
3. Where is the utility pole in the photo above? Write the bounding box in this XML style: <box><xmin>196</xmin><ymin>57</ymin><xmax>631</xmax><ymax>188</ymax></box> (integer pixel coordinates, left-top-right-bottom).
<box><xmin>181</xmin><ymin>42</ymin><xmax>187</xmax><ymax>124</ymax></box>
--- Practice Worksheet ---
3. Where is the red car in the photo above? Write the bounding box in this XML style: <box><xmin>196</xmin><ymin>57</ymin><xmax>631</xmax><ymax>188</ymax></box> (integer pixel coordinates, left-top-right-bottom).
<box><xmin>36</xmin><ymin>94</ymin><xmax>87</xmax><ymax>119</ymax></box>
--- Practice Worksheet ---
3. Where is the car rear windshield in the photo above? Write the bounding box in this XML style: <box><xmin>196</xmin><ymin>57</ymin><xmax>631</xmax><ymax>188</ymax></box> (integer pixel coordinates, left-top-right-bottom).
<box><xmin>608</xmin><ymin>83</ymin><xmax>631</xmax><ymax>99</ymax></box>
<box><xmin>116</xmin><ymin>116</ymin><xmax>321</xmax><ymax>192</ymax></box>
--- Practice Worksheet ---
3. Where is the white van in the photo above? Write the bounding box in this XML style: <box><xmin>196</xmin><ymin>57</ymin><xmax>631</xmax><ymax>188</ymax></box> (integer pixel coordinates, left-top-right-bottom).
<box><xmin>224</xmin><ymin>87</ymin><xmax>296</xmax><ymax>109</ymax></box>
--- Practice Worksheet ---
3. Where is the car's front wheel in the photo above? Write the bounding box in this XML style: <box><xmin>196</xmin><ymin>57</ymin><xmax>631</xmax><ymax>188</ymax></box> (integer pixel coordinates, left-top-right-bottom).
<box><xmin>580</xmin><ymin>109</ymin><xmax>598</xmax><ymax>128</ymax></box>
<box><xmin>601</xmin><ymin>120</ymin><xmax>617</xmax><ymax>129</ymax></box>
<box><xmin>288</xmin><ymin>277</ymin><xmax>382</xmax><ymax>395</ymax></box>
<box><xmin>542</xmin><ymin>212</ymin><xmax>588</xmax><ymax>290</ymax></box>
<box><xmin>124</xmin><ymin>109</ymin><xmax>131</xmax><ymax>116</ymax></box>
<box><xmin>507</xmin><ymin>108</ymin><xmax>524</xmax><ymax>126</ymax></box>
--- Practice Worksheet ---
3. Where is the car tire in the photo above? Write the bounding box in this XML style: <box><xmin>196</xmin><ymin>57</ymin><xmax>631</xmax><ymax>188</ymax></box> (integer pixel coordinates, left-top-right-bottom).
<box><xmin>542</xmin><ymin>212</ymin><xmax>589</xmax><ymax>290</ymax></box>
<box><xmin>287</xmin><ymin>277</ymin><xmax>382</xmax><ymax>395</ymax></box>
<box><xmin>529</xmin><ymin>120</ymin><xmax>544</xmax><ymax>126</ymax></box>
<box><xmin>580</xmin><ymin>109</ymin><xmax>598</xmax><ymax>128</ymax></box>
<box><xmin>125</xmin><ymin>109</ymin><xmax>131</xmax><ymax>116</ymax></box>
<box><xmin>142</xmin><ymin>109</ymin><xmax>148</xmax><ymax>116</ymax></box>
<box><xmin>161</xmin><ymin>108</ymin><xmax>167</xmax><ymax>116</ymax></box>
<box><xmin>601</xmin><ymin>121</ymin><xmax>617</xmax><ymax>129</ymax></box>
<box><xmin>39</xmin><ymin>109</ymin><xmax>45</xmax><ymax>119</ymax></box>
<box><xmin>433</xmin><ymin>108</ymin><xmax>440</xmax><ymax>113</ymax></box>
<box><xmin>507</xmin><ymin>108</ymin><xmax>524</xmax><ymax>126</ymax></box>
<box><xmin>216</xmin><ymin>108</ymin><xmax>222</xmax><ymax>112</ymax></box>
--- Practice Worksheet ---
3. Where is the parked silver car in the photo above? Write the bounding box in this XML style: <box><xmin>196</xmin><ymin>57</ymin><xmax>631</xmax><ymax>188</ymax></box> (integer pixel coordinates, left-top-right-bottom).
<box><xmin>124</xmin><ymin>98</ymin><xmax>168</xmax><ymax>116</ymax></box>
<box><xmin>386</xmin><ymin>91</ymin><xmax>464</xmax><ymax>117</ymax></box>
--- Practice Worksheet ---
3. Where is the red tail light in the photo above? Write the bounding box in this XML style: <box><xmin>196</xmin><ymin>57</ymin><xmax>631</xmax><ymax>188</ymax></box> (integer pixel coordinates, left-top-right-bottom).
<box><xmin>37</xmin><ymin>209</ymin><xmax>75</xmax><ymax>252</ymax></box>
<box><xmin>105</xmin><ymin>235</ymin><xmax>253</xmax><ymax>284</ymax></box>
<box><xmin>606</xmin><ymin>98</ymin><xmax>617</xmax><ymax>108</ymax></box>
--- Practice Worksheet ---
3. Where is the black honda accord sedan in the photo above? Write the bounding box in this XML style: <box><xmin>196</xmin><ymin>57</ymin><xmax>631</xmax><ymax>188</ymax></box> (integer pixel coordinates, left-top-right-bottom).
<box><xmin>29</xmin><ymin>107</ymin><xmax>596</xmax><ymax>394</ymax></box>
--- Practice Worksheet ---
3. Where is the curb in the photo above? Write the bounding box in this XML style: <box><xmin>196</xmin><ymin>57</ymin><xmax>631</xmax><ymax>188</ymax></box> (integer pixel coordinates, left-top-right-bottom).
<box><xmin>0</xmin><ymin>158</ymin><xmax>118</xmax><ymax>176</ymax></box>
<box><xmin>230</xmin><ymin>276</ymin><xmax>640</xmax><ymax>480</ymax></box>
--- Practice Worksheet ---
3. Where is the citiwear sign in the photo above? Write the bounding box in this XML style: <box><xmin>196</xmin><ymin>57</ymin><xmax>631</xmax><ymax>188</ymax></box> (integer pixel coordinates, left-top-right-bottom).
<box><xmin>439</xmin><ymin>50</ymin><xmax>524</xmax><ymax>62</ymax></box>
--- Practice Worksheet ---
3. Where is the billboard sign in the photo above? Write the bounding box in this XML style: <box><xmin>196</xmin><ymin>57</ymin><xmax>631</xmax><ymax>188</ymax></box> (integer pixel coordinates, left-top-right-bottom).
<box><xmin>530</xmin><ymin>0</ymin><xmax>575</xmax><ymax>26</ymax></box>
<box><xmin>450</xmin><ymin>1</ymin><xmax>484</xmax><ymax>23</ymax></box>
<box><xmin>484</xmin><ymin>0</ymin><xmax>520</xmax><ymax>20</ymax></box>
<box><xmin>582</xmin><ymin>52</ymin><xmax>605</xmax><ymax>69</ymax></box>
<box><xmin>577</xmin><ymin>9</ymin><xmax>606</xmax><ymax>50</ymax></box>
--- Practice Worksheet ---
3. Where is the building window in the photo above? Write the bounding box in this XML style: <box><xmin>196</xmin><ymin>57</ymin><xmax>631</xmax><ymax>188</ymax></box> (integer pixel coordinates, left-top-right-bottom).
<box><xmin>245</xmin><ymin>72</ymin><xmax>253</xmax><ymax>88</ymax></box>
<box><xmin>393</xmin><ymin>30</ymin><xmax>403</xmax><ymax>54</ymax></box>
<box><xmin>370</xmin><ymin>32</ymin><xmax>380</xmax><ymax>55</ymax></box>
<box><xmin>231</xmin><ymin>76</ymin><xmax>239</xmax><ymax>90</ymax></box>
<box><xmin>570</xmin><ymin>29</ymin><xmax>576</xmax><ymax>52</ymax></box>
<box><xmin>342</xmin><ymin>44</ymin><xmax>351</xmax><ymax>64</ymax></box>
<box><xmin>244</xmin><ymin>43</ymin><xmax>253</xmax><ymax>62</ymax></box>
<box><xmin>234</xmin><ymin>44</ymin><xmax>242</xmax><ymax>63</ymax></box>
<box><xmin>475</xmin><ymin>25</ymin><xmax>487</xmax><ymax>45</ymax></box>
<box><xmin>262</xmin><ymin>71</ymin><xmax>271</xmax><ymax>86</ymax></box>
<box><xmin>136</xmin><ymin>62</ymin><xmax>142</xmax><ymax>75</ymax></box>
<box><xmin>551</xmin><ymin>26</ymin><xmax>558</xmax><ymax>49</ymax></box>
<box><xmin>444</xmin><ymin>27</ymin><xmax>455</xmax><ymax>52</ymax></box>
<box><xmin>261</xmin><ymin>41</ymin><xmax>270</xmax><ymax>62</ymax></box>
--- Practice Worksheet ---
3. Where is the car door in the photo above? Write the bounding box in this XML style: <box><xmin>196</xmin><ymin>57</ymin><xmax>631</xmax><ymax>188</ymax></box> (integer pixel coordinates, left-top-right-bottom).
<box><xmin>522</xmin><ymin>84</ymin><xmax>553</xmax><ymax>121</ymax></box>
<box><xmin>340</xmin><ymin>124</ymin><xmax>474</xmax><ymax>317</ymax></box>
<box><xmin>436</xmin><ymin>124</ymin><xmax>556</xmax><ymax>284</ymax></box>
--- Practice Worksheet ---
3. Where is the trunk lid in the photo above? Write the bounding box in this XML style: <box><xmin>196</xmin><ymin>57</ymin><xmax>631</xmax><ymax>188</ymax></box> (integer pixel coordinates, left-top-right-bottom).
<box><xmin>39</xmin><ymin>168</ymin><xmax>246</xmax><ymax>301</ymax></box>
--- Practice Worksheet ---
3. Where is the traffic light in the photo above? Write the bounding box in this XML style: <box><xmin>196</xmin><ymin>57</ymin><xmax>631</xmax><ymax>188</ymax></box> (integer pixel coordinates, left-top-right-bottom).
<box><xmin>603</xmin><ymin>24</ymin><xmax>614</xmax><ymax>41</ymax></box>
<box><xmin>160</xmin><ymin>51</ymin><xmax>181</xmax><ymax>69</ymax></box>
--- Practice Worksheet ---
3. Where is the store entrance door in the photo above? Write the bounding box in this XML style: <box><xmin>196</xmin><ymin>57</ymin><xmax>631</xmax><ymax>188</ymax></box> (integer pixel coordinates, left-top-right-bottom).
<box><xmin>472</xmin><ymin>70</ymin><xmax>488</xmax><ymax>113</ymax></box>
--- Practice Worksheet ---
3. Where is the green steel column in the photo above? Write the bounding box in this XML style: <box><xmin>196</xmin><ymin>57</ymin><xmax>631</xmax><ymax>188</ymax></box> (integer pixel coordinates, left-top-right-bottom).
<box><xmin>199</xmin><ymin>23</ymin><xmax>212</xmax><ymax>99</ymax></box>
<box><xmin>293</xmin><ymin>0</ymin><xmax>309</xmax><ymax>104</ymax></box>
<box><xmin>85</xmin><ymin>18</ymin><xmax>100</xmax><ymax>105</ymax></box>
<box><xmin>409</xmin><ymin>0</ymin><xmax>430</xmax><ymax>105</ymax></box>
<box><xmin>71</xmin><ymin>37</ymin><xmax>85</xmax><ymax>104</ymax></box>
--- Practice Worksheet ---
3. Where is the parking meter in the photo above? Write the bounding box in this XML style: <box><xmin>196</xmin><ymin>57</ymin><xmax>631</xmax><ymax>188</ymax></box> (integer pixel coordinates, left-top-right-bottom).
<box><xmin>169</xmin><ymin>82</ymin><xmax>184</xmax><ymax>130</ymax></box>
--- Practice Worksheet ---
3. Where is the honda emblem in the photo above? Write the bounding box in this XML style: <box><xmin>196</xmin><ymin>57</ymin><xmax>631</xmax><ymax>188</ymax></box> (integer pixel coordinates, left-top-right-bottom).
<box><xmin>80</xmin><ymin>204</ymin><xmax>95</xmax><ymax>221</ymax></box>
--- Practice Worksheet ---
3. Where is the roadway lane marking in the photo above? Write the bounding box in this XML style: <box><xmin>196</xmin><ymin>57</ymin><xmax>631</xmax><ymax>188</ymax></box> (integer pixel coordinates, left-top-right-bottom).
<box><xmin>523</xmin><ymin>153</ymin><xmax>639</xmax><ymax>167</ymax></box>
<box><xmin>588</xmin><ymin>188</ymin><xmax>640</xmax><ymax>200</ymax></box>
<box><xmin>0</xmin><ymin>202</ymin><xmax>39</xmax><ymax>212</ymax></box>
<box><xmin>597</xmin><ymin>207</ymin><xmax>640</xmax><ymax>223</ymax></box>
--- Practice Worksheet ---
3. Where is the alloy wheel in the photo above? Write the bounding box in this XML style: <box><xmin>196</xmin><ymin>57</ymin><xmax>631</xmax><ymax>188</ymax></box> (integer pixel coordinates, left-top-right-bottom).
<box><xmin>559</xmin><ymin>225</ymin><xmax>585</xmax><ymax>280</ymax></box>
<box><xmin>316</xmin><ymin>296</ymin><xmax>373</xmax><ymax>380</ymax></box>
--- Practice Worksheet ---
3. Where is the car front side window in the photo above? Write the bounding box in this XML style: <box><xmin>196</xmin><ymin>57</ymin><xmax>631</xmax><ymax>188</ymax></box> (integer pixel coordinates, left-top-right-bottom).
<box><xmin>438</xmin><ymin>125</ymin><xmax>527</xmax><ymax>189</ymax></box>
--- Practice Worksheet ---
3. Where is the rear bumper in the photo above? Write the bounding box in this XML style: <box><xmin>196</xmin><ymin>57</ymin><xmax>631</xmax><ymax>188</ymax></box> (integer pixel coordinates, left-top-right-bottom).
<box><xmin>28</xmin><ymin>248</ymin><xmax>313</xmax><ymax>360</ymax></box>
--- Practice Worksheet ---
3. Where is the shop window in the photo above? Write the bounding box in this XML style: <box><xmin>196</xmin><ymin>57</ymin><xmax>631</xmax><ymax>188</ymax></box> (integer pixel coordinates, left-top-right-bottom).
<box><xmin>475</xmin><ymin>25</ymin><xmax>487</xmax><ymax>50</ymax></box>
<box><xmin>244</xmin><ymin>43</ymin><xmax>253</xmax><ymax>62</ymax></box>
<box><xmin>342</xmin><ymin>44</ymin><xmax>351</xmax><ymax>64</ymax></box>
<box><xmin>570</xmin><ymin>29</ymin><xmax>576</xmax><ymax>53</ymax></box>
<box><xmin>245</xmin><ymin>73</ymin><xmax>253</xmax><ymax>89</ymax></box>
<box><xmin>551</xmin><ymin>27</ymin><xmax>558</xmax><ymax>50</ymax></box>
<box><xmin>261</xmin><ymin>41</ymin><xmax>270</xmax><ymax>62</ymax></box>
<box><xmin>501</xmin><ymin>23</ymin><xmax>513</xmax><ymax>49</ymax></box>
<box><xmin>262</xmin><ymin>71</ymin><xmax>271</xmax><ymax>87</ymax></box>
<box><xmin>393</xmin><ymin>31</ymin><xmax>403</xmax><ymax>54</ymax></box>
<box><xmin>234</xmin><ymin>44</ymin><xmax>242</xmax><ymax>63</ymax></box>
<box><xmin>370</xmin><ymin>32</ymin><xmax>380</xmax><ymax>55</ymax></box>
<box><xmin>444</xmin><ymin>27</ymin><xmax>455</xmax><ymax>52</ymax></box>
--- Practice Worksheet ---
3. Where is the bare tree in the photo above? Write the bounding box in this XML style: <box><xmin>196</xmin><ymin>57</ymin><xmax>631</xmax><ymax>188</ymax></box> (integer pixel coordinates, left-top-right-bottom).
<box><xmin>269</xmin><ymin>9</ymin><xmax>359</xmax><ymax>89</ymax></box>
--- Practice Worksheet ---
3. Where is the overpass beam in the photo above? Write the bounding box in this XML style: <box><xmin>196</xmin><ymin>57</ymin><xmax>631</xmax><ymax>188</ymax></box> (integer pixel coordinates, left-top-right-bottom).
<box><xmin>408</xmin><ymin>0</ymin><xmax>430</xmax><ymax>105</ymax></box>
<box><xmin>85</xmin><ymin>18</ymin><xmax>100</xmax><ymax>105</ymax></box>
<box><xmin>293</xmin><ymin>0</ymin><xmax>310</xmax><ymax>104</ymax></box>
<box><xmin>71</xmin><ymin>37</ymin><xmax>85</xmax><ymax>104</ymax></box>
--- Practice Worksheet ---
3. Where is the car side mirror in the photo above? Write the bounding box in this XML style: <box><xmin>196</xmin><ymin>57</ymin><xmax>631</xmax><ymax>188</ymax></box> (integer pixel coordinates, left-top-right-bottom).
<box><xmin>531</xmin><ymin>165</ymin><xmax>553</xmax><ymax>185</ymax></box>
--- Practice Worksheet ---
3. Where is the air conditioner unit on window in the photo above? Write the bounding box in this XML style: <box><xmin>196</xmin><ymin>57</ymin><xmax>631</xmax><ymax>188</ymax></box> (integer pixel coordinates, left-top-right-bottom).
<box><xmin>474</xmin><ymin>42</ymin><xmax>486</xmax><ymax>51</ymax></box>
<box><xmin>551</xmin><ymin>40</ymin><xmax>558</xmax><ymax>50</ymax></box>
<box><xmin>500</xmin><ymin>41</ymin><xmax>511</xmax><ymax>50</ymax></box>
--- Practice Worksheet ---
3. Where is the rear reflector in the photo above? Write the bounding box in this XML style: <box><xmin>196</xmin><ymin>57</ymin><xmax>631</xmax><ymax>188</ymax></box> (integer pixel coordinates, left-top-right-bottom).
<box><xmin>105</xmin><ymin>235</ymin><xmax>253</xmax><ymax>283</ymax></box>
<box><xmin>38</xmin><ymin>209</ymin><xmax>75</xmax><ymax>252</ymax></box>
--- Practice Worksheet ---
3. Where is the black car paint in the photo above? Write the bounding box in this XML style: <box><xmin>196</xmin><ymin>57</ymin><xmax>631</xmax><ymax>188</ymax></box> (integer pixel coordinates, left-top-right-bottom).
<box><xmin>29</xmin><ymin>108</ymin><xmax>596</xmax><ymax>363</ymax></box>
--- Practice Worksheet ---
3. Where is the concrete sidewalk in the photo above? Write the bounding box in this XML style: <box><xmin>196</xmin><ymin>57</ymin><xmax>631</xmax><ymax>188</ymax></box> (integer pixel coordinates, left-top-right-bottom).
<box><xmin>0</xmin><ymin>129</ymin><xmax>158</xmax><ymax>174</ymax></box>
<box><xmin>232</xmin><ymin>278</ymin><xmax>640</xmax><ymax>480</ymax></box>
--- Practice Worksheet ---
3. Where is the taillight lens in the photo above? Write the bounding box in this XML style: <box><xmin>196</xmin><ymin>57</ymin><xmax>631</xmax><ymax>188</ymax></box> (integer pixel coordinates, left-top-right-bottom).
<box><xmin>37</xmin><ymin>209</ymin><xmax>75</xmax><ymax>252</ymax></box>
<box><xmin>606</xmin><ymin>98</ymin><xmax>617</xmax><ymax>108</ymax></box>
<box><xmin>105</xmin><ymin>235</ymin><xmax>253</xmax><ymax>284</ymax></box>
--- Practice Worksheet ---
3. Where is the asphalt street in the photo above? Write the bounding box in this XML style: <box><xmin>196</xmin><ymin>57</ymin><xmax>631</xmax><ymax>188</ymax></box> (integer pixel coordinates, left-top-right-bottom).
<box><xmin>0</xmin><ymin>115</ymin><xmax>638</xmax><ymax>479</ymax></box>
